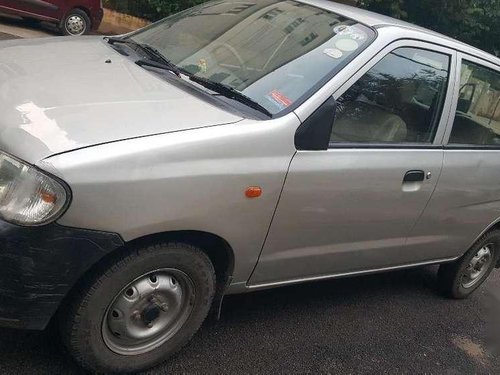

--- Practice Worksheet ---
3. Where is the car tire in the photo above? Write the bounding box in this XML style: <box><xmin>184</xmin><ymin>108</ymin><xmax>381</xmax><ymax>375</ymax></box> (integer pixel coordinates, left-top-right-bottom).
<box><xmin>438</xmin><ymin>230</ymin><xmax>500</xmax><ymax>299</ymax></box>
<box><xmin>61</xmin><ymin>9</ymin><xmax>91</xmax><ymax>36</ymax></box>
<box><xmin>60</xmin><ymin>242</ymin><xmax>216</xmax><ymax>373</ymax></box>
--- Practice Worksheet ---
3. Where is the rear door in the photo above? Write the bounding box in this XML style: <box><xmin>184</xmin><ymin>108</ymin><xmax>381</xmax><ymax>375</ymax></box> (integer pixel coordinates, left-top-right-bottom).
<box><xmin>407</xmin><ymin>54</ymin><xmax>500</xmax><ymax>259</ymax></box>
<box><xmin>249</xmin><ymin>40</ymin><xmax>457</xmax><ymax>286</ymax></box>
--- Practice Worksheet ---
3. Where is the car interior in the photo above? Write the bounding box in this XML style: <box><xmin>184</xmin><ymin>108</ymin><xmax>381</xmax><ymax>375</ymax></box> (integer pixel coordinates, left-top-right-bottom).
<box><xmin>330</xmin><ymin>48</ymin><xmax>449</xmax><ymax>145</ymax></box>
<box><xmin>449</xmin><ymin>72</ymin><xmax>500</xmax><ymax>145</ymax></box>
<box><xmin>331</xmin><ymin>75</ymin><xmax>445</xmax><ymax>144</ymax></box>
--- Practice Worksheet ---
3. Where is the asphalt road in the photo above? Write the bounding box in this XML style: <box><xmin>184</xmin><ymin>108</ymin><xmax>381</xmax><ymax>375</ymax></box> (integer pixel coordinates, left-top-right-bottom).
<box><xmin>0</xmin><ymin>267</ymin><xmax>499</xmax><ymax>374</ymax></box>
<box><xmin>1</xmin><ymin>26</ymin><xmax>499</xmax><ymax>375</ymax></box>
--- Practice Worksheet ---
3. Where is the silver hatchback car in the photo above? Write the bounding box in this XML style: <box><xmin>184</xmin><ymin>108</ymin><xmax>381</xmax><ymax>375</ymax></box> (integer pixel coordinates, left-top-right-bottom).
<box><xmin>1</xmin><ymin>0</ymin><xmax>499</xmax><ymax>373</ymax></box>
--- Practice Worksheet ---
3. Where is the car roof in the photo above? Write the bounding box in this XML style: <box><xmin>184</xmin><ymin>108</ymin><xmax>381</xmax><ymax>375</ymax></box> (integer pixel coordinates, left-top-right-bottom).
<box><xmin>301</xmin><ymin>0</ymin><xmax>500</xmax><ymax>67</ymax></box>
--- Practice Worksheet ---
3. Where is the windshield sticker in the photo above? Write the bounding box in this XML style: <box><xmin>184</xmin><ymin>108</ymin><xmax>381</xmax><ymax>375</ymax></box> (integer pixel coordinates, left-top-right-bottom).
<box><xmin>335</xmin><ymin>38</ymin><xmax>359</xmax><ymax>52</ymax></box>
<box><xmin>323</xmin><ymin>48</ymin><xmax>343</xmax><ymax>59</ymax></box>
<box><xmin>266</xmin><ymin>89</ymin><xmax>293</xmax><ymax>110</ymax></box>
<box><xmin>333</xmin><ymin>25</ymin><xmax>354</xmax><ymax>35</ymax></box>
<box><xmin>349</xmin><ymin>32</ymin><xmax>367</xmax><ymax>41</ymax></box>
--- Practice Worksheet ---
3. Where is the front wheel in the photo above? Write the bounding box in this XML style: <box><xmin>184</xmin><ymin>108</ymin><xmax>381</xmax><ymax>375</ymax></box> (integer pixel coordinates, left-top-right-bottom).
<box><xmin>438</xmin><ymin>230</ymin><xmax>500</xmax><ymax>299</ymax></box>
<box><xmin>60</xmin><ymin>242</ymin><xmax>215</xmax><ymax>373</ymax></box>
<box><xmin>61</xmin><ymin>9</ymin><xmax>91</xmax><ymax>36</ymax></box>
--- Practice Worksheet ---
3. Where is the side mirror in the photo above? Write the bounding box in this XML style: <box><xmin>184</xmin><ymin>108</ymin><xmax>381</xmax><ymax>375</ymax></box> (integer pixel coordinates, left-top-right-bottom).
<box><xmin>294</xmin><ymin>96</ymin><xmax>337</xmax><ymax>151</ymax></box>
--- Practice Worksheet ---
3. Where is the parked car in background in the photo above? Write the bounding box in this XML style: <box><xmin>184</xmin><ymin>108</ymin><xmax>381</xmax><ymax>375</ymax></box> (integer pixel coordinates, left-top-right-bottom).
<box><xmin>0</xmin><ymin>0</ymin><xmax>499</xmax><ymax>373</ymax></box>
<box><xmin>0</xmin><ymin>0</ymin><xmax>103</xmax><ymax>35</ymax></box>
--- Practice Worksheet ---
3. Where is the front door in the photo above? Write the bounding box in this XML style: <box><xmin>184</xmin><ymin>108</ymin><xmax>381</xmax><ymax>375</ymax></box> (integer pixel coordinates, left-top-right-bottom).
<box><xmin>250</xmin><ymin>43</ymin><xmax>456</xmax><ymax>286</ymax></box>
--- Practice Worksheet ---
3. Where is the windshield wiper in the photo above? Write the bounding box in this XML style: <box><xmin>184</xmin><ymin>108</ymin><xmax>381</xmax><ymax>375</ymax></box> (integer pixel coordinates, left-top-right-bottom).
<box><xmin>135</xmin><ymin>59</ymin><xmax>182</xmax><ymax>76</ymax></box>
<box><xmin>106</xmin><ymin>36</ymin><xmax>144</xmax><ymax>50</ymax></box>
<box><xmin>106</xmin><ymin>37</ymin><xmax>183</xmax><ymax>76</ymax></box>
<box><xmin>107</xmin><ymin>37</ymin><xmax>272</xmax><ymax>117</ymax></box>
<box><xmin>106</xmin><ymin>37</ymin><xmax>173</xmax><ymax>67</ymax></box>
<box><xmin>188</xmin><ymin>75</ymin><xmax>272</xmax><ymax>117</ymax></box>
<box><xmin>134</xmin><ymin>60</ymin><xmax>272</xmax><ymax>117</ymax></box>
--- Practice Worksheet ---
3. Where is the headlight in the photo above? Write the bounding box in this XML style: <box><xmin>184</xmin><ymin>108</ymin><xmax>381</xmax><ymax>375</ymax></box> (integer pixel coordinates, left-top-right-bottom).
<box><xmin>0</xmin><ymin>151</ymin><xmax>69</xmax><ymax>226</ymax></box>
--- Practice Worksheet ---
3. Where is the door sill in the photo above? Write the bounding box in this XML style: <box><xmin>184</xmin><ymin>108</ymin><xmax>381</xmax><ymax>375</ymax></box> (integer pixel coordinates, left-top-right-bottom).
<box><xmin>246</xmin><ymin>256</ymin><xmax>459</xmax><ymax>291</ymax></box>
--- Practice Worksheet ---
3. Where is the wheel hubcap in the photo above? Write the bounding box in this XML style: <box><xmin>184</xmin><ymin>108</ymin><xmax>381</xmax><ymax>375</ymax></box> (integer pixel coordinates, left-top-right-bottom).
<box><xmin>102</xmin><ymin>269</ymin><xmax>195</xmax><ymax>355</ymax></box>
<box><xmin>461</xmin><ymin>244</ymin><xmax>493</xmax><ymax>289</ymax></box>
<box><xmin>66</xmin><ymin>15</ymin><xmax>86</xmax><ymax>35</ymax></box>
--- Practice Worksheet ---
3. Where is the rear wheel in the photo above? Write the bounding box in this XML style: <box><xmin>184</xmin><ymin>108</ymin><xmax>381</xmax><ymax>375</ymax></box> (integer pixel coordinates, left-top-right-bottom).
<box><xmin>438</xmin><ymin>230</ymin><xmax>500</xmax><ymax>299</ymax></box>
<box><xmin>61</xmin><ymin>9</ymin><xmax>91</xmax><ymax>36</ymax></box>
<box><xmin>60</xmin><ymin>242</ymin><xmax>216</xmax><ymax>373</ymax></box>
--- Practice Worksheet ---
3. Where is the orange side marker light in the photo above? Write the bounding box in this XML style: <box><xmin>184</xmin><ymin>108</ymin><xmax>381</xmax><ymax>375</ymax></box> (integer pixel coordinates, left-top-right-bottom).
<box><xmin>245</xmin><ymin>186</ymin><xmax>262</xmax><ymax>198</ymax></box>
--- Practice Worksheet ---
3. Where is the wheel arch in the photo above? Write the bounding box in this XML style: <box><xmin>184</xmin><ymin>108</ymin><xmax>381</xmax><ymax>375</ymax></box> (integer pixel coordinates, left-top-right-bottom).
<box><xmin>52</xmin><ymin>230</ymin><xmax>235</xmax><ymax>326</ymax></box>
<box><xmin>71</xmin><ymin>6</ymin><xmax>91</xmax><ymax>18</ymax></box>
<box><xmin>124</xmin><ymin>230</ymin><xmax>236</xmax><ymax>285</ymax></box>
<box><xmin>61</xmin><ymin>6</ymin><xmax>92</xmax><ymax>29</ymax></box>
<box><xmin>468</xmin><ymin>218</ymin><xmax>500</xmax><ymax>268</ymax></box>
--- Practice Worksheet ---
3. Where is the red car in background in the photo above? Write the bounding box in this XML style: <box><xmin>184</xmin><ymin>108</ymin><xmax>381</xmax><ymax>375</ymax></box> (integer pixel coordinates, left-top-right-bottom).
<box><xmin>0</xmin><ymin>0</ymin><xmax>103</xmax><ymax>35</ymax></box>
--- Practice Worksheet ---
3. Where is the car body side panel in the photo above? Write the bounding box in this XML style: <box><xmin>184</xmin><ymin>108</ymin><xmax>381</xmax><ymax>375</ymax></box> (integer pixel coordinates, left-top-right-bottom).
<box><xmin>0</xmin><ymin>1</ymin><xmax>60</xmax><ymax>21</ymax></box>
<box><xmin>407</xmin><ymin>150</ymin><xmax>500</xmax><ymax>258</ymax></box>
<box><xmin>248</xmin><ymin>36</ymin><xmax>456</xmax><ymax>286</ymax></box>
<box><xmin>248</xmin><ymin>149</ymin><xmax>444</xmax><ymax>285</ymax></box>
<box><xmin>42</xmin><ymin>115</ymin><xmax>300</xmax><ymax>284</ymax></box>
<box><xmin>407</xmin><ymin>55</ymin><xmax>500</xmax><ymax>259</ymax></box>
<box><xmin>13</xmin><ymin>0</ymin><xmax>61</xmax><ymax>18</ymax></box>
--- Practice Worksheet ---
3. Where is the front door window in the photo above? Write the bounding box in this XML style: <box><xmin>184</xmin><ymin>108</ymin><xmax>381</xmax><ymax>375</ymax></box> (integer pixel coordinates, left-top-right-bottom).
<box><xmin>332</xmin><ymin>47</ymin><xmax>451</xmax><ymax>144</ymax></box>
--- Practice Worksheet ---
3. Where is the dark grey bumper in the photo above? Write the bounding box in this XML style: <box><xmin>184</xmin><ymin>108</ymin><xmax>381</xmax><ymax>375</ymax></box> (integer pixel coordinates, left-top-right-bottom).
<box><xmin>0</xmin><ymin>219</ymin><xmax>123</xmax><ymax>330</ymax></box>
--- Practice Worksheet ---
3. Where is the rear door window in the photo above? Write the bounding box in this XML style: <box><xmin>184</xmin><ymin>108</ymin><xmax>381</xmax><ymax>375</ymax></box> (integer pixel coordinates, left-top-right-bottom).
<box><xmin>448</xmin><ymin>61</ymin><xmax>500</xmax><ymax>146</ymax></box>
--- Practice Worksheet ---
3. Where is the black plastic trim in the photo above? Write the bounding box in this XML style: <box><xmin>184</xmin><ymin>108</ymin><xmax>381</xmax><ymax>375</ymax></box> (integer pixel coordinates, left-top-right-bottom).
<box><xmin>403</xmin><ymin>170</ymin><xmax>425</xmax><ymax>182</ymax></box>
<box><xmin>0</xmin><ymin>220</ymin><xmax>124</xmax><ymax>330</ymax></box>
<box><xmin>328</xmin><ymin>143</ymin><xmax>443</xmax><ymax>150</ymax></box>
<box><xmin>444</xmin><ymin>145</ymin><xmax>500</xmax><ymax>150</ymax></box>
<box><xmin>295</xmin><ymin>96</ymin><xmax>337</xmax><ymax>150</ymax></box>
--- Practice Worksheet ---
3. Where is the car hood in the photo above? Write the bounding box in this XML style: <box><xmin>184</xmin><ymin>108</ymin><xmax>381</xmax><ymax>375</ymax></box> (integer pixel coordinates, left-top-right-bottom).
<box><xmin>0</xmin><ymin>37</ymin><xmax>242</xmax><ymax>163</ymax></box>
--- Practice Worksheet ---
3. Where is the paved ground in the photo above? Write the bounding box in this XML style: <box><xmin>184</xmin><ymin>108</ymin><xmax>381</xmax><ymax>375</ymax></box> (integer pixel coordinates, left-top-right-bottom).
<box><xmin>0</xmin><ymin>32</ymin><xmax>17</xmax><ymax>40</ymax></box>
<box><xmin>0</xmin><ymin>267</ymin><xmax>499</xmax><ymax>374</ymax></box>
<box><xmin>1</xmin><ymin>18</ymin><xmax>499</xmax><ymax>375</ymax></box>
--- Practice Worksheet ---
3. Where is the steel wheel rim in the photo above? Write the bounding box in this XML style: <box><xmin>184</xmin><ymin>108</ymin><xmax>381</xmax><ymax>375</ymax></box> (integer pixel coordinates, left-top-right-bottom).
<box><xmin>102</xmin><ymin>268</ymin><xmax>195</xmax><ymax>355</ymax></box>
<box><xmin>65</xmin><ymin>15</ymin><xmax>86</xmax><ymax>35</ymax></box>
<box><xmin>461</xmin><ymin>244</ymin><xmax>493</xmax><ymax>289</ymax></box>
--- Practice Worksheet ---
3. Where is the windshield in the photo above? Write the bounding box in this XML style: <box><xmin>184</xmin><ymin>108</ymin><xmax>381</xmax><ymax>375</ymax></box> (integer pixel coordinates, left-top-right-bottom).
<box><xmin>130</xmin><ymin>0</ymin><xmax>375</xmax><ymax>115</ymax></box>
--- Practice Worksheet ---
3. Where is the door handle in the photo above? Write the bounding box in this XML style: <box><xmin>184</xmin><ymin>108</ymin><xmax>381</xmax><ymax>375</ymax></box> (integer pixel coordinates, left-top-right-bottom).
<box><xmin>403</xmin><ymin>170</ymin><xmax>425</xmax><ymax>182</ymax></box>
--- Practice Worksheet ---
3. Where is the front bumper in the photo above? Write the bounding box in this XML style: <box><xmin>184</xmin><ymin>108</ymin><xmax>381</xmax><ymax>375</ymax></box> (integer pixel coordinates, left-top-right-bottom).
<box><xmin>0</xmin><ymin>219</ymin><xmax>123</xmax><ymax>330</ymax></box>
